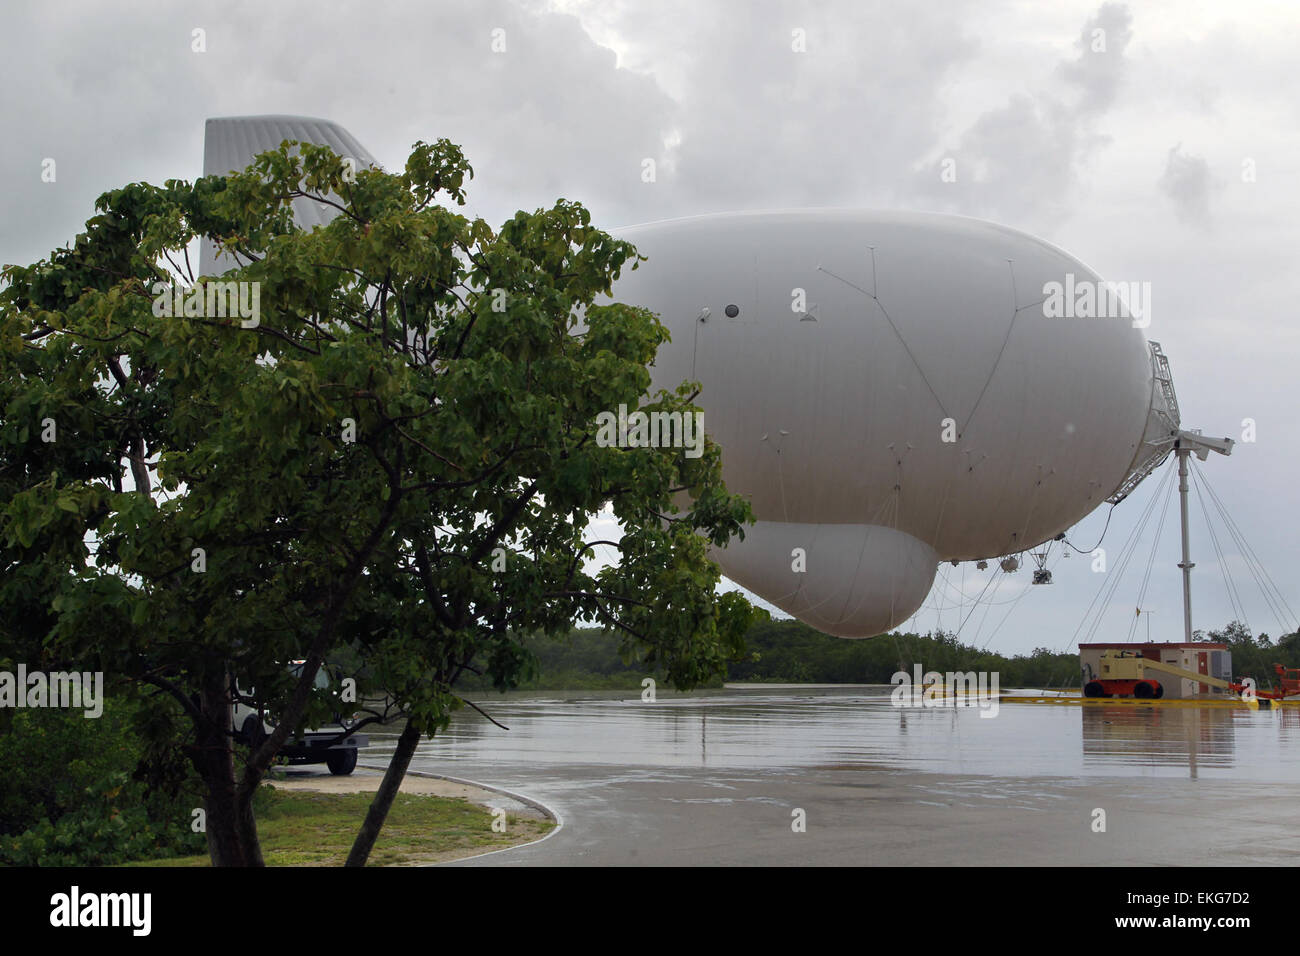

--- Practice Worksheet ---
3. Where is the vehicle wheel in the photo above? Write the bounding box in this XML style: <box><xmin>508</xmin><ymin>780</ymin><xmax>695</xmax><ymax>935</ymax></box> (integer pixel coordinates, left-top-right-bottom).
<box><xmin>326</xmin><ymin>747</ymin><xmax>358</xmax><ymax>776</ymax></box>
<box><xmin>1152</xmin><ymin>682</ymin><xmax>1164</xmax><ymax>699</ymax></box>
<box><xmin>1083</xmin><ymin>681</ymin><xmax>1105</xmax><ymax>698</ymax></box>
<box><xmin>1133</xmin><ymin>681</ymin><xmax>1155</xmax><ymax>699</ymax></box>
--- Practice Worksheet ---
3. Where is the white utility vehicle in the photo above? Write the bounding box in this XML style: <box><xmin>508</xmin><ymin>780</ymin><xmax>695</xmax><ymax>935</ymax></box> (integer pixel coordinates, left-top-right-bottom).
<box><xmin>232</xmin><ymin>661</ymin><xmax>368</xmax><ymax>775</ymax></box>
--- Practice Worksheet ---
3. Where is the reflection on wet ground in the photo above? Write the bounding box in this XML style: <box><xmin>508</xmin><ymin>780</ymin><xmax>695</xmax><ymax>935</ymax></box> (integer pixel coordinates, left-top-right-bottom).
<box><xmin>355</xmin><ymin>687</ymin><xmax>1300</xmax><ymax>864</ymax></box>
<box><xmin>370</xmin><ymin>686</ymin><xmax>1300</xmax><ymax>782</ymax></box>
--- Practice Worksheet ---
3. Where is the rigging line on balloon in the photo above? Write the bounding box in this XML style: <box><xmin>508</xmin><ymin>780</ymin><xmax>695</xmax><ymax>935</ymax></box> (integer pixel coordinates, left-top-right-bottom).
<box><xmin>1194</xmin><ymin>457</ymin><xmax>1298</xmax><ymax>631</ymax></box>
<box><xmin>890</xmin><ymin>565</ymin><xmax>898</xmax><ymax>626</ymax></box>
<box><xmin>756</xmin><ymin>427</ymin><xmax>792</xmax><ymax>525</ymax></box>
<box><xmin>782</xmin><ymin>491</ymin><xmax>899</xmax><ymax>617</ymax></box>
<box><xmin>789</xmin><ymin>513</ymin><xmax>828</xmax><ymax>609</ymax></box>
<box><xmin>930</xmin><ymin>567</ymin><xmax>970</xmax><ymax>603</ymax></box>
<box><xmin>757</xmin><ymin>528</ymin><xmax>822</xmax><ymax>608</ymax></box>
<box><xmin>928</xmin><ymin>566</ymin><xmax>1035</xmax><ymax>607</ymax></box>
<box><xmin>903</xmin><ymin>621</ymin><xmax>925</xmax><ymax>671</ymax></box>
<box><xmin>1199</xmin><ymin>472</ymin><xmax>1286</xmax><ymax>635</ymax></box>
<box><xmin>1042</xmin><ymin>465</ymin><xmax>1174</xmax><ymax>691</ymax></box>
<box><xmin>975</xmin><ymin>542</ymin><xmax>1061</xmax><ymax>649</ymax></box>
<box><xmin>1191</xmin><ymin>467</ymin><xmax>1249</xmax><ymax>633</ymax></box>
<box><xmin>1059</xmin><ymin>461</ymin><xmax>1173</xmax><ymax>656</ymax></box>
<box><xmin>1063</xmin><ymin>504</ymin><xmax>1116</xmax><ymax>554</ymax></box>
<box><xmin>1124</xmin><ymin>465</ymin><xmax>1175</xmax><ymax>642</ymax></box>
<box><xmin>1044</xmin><ymin>481</ymin><xmax>1163</xmax><ymax>690</ymax></box>
<box><xmin>892</xmin><ymin>443</ymin><xmax>909</xmax><ymax>533</ymax></box>
<box><xmin>958</xmin><ymin>560</ymin><xmax>965</xmax><ymax>637</ymax></box>
<box><xmin>1011</xmin><ymin>463</ymin><xmax>1050</xmax><ymax>565</ymax></box>
<box><xmin>977</xmin><ymin>555</ymin><xmax>1046</xmax><ymax>652</ymax></box>
<box><xmin>874</xmin><ymin>298</ymin><xmax>951</xmax><ymax>423</ymax></box>
<box><xmin>959</xmin><ymin>260</ymin><xmax>1022</xmax><ymax>435</ymax></box>
<box><xmin>832</xmin><ymin>507</ymin><xmax>894</xmax><ymax>625</ymax></box>
<box><xmin>887</xmin><ymin>480</ymin><xmax>909</xmax><ymax>630</ymax></box>
<box><xmin>977</xmin><ymin>548</ymin><xmax>1066</xmax><ymax>655</ymax></box>
<box><xmin>889</xmin><ymin>629</ymin><xmax>908</xmax><ymax>670</ymax></box>
<box><xmin>1123</xmin><ymin>472</ymin><xmax>1176</xmax><ymax>643</ymax></box>
<box><xmin>834</xmin><ymin>483</ymin><xmax>906</xmax><ymax>625</ymax></box>
<box><xmin>925</xmin><ymin>443</ymin><xmax>960</xmax><ymax>560</ymax></box>
<box><xmin>1196</xmin><ymin>481</ymin><xmax>1248</xmax><ymax>632</ymax></box>
<box><xmin>967</xmin><ymin>565</ymin><xmax>1009</xmax><ymax>645</ymax></box>
<box><xmin>1082</xmin><ymin>463</ymin><xmax>1176</xmax><ymax>647</ymax></box>
<box><xmin>934</xmin><ymin>551</ymin><xmax>948</xmax><ymax>633</ymax></box>
<box><xmin>690</xmin><ymin>308</ymin><xmax>704</xmax><ymax>381</ymax></box>
<box><xmin>1087</xmin><ymin>469</ymin><xmax>1172</xmax><ymax>648</ymax></box>
<box><xmin>817</xmin><ymin>267</ymin><xmax>872</xmax><ymax>298</ymax></box>
<box><xmin>969</xmin><ymin>579</ymin><xmax>1000</xmax><ymax>647</ymax></box>
<box><xmin>1084</xmin><ymin>489</ymin><xmax>1160</xmax><ymax>647</ymax></box>
<box><xmin>788</xmin><ymin>488</ymin><xmax>904</xmax><ymax>616</ymax></box>
<box><xmin>1192</xmin><ymin>462</ymin><xmax>1278</xmax><ymax>630</ymax></box>
<box><xmin>929</xmin><ymin>565</ymin><xmax>978</xmax><ymax>609</ymax></box>
<box><xmin>908</xmin><ymin>629</ymin><xmax>928</xmax><ymax>673</ymax></box>
<box><xmin>952</xmin><ymin>565</ymin><xmax>1002</xmax><ymax>639</ymax></box>
<box><xmin>816</xmin><ymin>263</ymin><xmax>951</xmax><ymax>422</ymax></box>
<box><xmin>776</xmin><ymin>442</ymin><xmax>788</xmax><ymax>523</ymax></box>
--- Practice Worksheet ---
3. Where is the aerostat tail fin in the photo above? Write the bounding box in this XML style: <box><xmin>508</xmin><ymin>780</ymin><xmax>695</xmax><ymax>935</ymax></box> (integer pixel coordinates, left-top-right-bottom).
<box><xmin>200</xmin><ymin>115</ymin><xmax>379</xmax><ymax>275</ymax></box>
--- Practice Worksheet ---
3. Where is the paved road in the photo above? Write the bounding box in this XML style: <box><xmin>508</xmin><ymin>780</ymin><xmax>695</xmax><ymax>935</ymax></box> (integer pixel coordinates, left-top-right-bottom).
<box><xmin>421</xmin><ymin>759</ymin><xmax>1295</xmax><ymax>866</ymax></box>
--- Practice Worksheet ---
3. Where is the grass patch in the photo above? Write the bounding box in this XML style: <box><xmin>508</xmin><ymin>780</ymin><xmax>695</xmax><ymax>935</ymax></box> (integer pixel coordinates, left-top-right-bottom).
<box><xmin>126</xmin><ymin>788</ymin><xmax>552</xmax><ymax>867</ymax></box>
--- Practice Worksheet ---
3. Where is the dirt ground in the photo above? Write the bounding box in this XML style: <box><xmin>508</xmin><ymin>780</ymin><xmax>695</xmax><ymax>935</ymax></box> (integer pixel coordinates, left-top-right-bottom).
<box><xmin>268</xmin><ymin>766</ymin><xmax>550</xmax><ymax>815</ymax></box>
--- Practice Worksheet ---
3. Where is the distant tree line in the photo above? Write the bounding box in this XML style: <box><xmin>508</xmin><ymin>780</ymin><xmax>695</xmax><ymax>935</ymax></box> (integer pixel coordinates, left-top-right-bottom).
<box><xmin>453</xmin><ymin>620</ymin><xmax>1074</xmax><ymax>690</ymax></box>
<box><xmin>452</xmin><ymin>618</ymin><xmax>1300</xmax><ymax>692</ymax></box>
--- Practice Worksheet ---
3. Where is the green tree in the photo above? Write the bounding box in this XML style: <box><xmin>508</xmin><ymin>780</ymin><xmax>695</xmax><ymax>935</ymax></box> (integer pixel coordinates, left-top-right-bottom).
<box><xmin>0</xmin><ymin>138</ymin><xmax>761</xmax><ymax>866</ymax></box>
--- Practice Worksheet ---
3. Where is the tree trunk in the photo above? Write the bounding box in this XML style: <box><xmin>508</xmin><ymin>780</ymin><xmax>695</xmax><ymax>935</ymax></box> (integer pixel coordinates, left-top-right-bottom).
<box><xmin>234</xmin><ymin>785</ymin><xmax>265</xmax><ymax>866</ymax></box>
<box><xmin>345</xmin><ymin>718</ymin><xmax>423</xmax><ymax>867</ymax></box>
<box><xmin>201</xmin><ymin>755</ymin><xmax>249</xmax><ymax>866</ymax></box>
<box><xmin>194</xmin><ymin>667</ymin><xmax>263</xmax><ymax>866</ymax></box>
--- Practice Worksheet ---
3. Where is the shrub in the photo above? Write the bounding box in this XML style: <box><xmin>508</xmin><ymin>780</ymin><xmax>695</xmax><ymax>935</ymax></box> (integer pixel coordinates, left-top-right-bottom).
<box><xmin>0</xmin><ymin>698</ymin><xmax>207</xmax><ymax>865</ymax></box>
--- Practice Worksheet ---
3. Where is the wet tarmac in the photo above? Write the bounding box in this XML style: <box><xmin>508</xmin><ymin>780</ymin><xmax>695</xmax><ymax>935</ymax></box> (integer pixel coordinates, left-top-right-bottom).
<box><xmin>361</xmin><ymin>687</ymin><xmax>1300</xmax><ymax>865</ymax></box>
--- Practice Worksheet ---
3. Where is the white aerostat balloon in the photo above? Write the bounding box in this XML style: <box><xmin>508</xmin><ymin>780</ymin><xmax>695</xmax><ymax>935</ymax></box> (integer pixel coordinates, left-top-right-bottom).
<box><xmin>200</xmin><ymin>118</ymin><xmax>1170</xmax><ymax>639</ymax></box>
<box><xmin>607</xmin><ymin>210</ymin><xmax>1166</xmax><ymax>637</ymax></box>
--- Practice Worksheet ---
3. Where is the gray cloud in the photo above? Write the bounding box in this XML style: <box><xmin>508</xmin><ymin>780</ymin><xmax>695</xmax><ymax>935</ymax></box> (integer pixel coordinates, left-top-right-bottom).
<box><xmin>0</xmin><ymin>0</ymin><xmax>677</xmax><ymax>266</ymax></box>
<box><xmin>1158</xmin><ymin>143</ymin><xmax>1215</xmax><ymax>227</ymax></box>
<box><xmin>604</xmin><ymin>0</ymin><xmax>981</xmax><ymax>221</ymax></box>
<box><xmin>1060</xmin><ymin>2</ymin><xmax>1134</xmax><ymax>115</ymax></box>
<box><xmin>907</xmin><ymin>3</ymin><xmax>1134</xmax><ymax>231</ymax></box>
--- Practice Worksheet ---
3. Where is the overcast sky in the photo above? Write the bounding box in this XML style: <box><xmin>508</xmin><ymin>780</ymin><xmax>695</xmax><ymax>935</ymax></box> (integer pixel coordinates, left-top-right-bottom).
<box><xmin>4</xmin><ymin>0</ymin><xmax>1297</xmax><ymax>659</ymax></box>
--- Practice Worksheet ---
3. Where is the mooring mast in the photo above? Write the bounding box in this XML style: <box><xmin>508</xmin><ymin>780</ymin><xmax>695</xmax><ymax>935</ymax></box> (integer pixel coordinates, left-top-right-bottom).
<box><xmin>1172</xmin><ymin>430</ymin><xmax>1234</xmax><ymax>641</ymax></box>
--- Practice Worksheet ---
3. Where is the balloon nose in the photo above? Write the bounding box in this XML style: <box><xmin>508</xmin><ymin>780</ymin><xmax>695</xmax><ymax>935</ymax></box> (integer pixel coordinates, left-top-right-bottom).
<box><xmin>711</xmin><ymin>521</ymin><xmax>938</xmax><ymax>638</ymax></box>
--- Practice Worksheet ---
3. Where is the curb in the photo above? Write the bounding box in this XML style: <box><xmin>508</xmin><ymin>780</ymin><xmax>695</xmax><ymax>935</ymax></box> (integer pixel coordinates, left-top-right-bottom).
<box><xmin>355</xmin><ymin>764</ymin><xmax>564</xmax><ymax>865</ymax></box>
